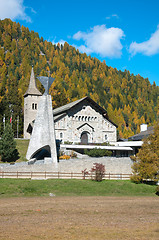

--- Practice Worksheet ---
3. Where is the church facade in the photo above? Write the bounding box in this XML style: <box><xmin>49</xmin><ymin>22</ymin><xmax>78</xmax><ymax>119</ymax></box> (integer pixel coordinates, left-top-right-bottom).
<box><xmin>24</xmin><ymin>68</ymin><xmax>117</xmax><ymax>144</ymax></box>
<box><xmin>54</xmin><ymin>97</ymin><xmax>117</xmax><ymax>144</ymax></box>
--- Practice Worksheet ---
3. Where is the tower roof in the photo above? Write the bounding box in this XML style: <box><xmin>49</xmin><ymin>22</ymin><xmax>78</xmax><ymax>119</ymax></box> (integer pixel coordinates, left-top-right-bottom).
<box><xmin>24</xmin><ymin>67</ymin><xmax>42</xmax><ymax>97</ymax></box>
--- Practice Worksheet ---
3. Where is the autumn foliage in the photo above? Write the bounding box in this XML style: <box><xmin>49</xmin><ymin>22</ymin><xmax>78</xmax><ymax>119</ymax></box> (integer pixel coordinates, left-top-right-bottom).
<box><xmin>131</xmin><ymin>123</ymin><xmax>159</xmax><ymax>183</ymax></box>
<box><xmin>0</xmin><ymin>19</ymin><xmax>159</xmax><ymax>139</ymax></box>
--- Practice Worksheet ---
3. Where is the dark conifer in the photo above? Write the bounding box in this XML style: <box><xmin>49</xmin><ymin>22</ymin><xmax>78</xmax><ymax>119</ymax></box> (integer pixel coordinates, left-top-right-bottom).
<box><xmin>0</xmin><ymin>123</ymin><xmax>19</xmax><ymax>162</ymax></box>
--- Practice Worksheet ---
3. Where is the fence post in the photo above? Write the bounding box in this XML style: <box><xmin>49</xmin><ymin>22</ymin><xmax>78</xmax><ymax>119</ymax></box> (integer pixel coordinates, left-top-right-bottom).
<box><xmin>58</xmin><ymin>172</ymin><xmax>59</xmax><ymax>179</ymax></box>
<box><xmin>109</xmin><ymin>173</ymin><xmax>110</xmax><ymax>180</ymax></box>
<box><xmin>31</xmin><ymin>171</ymin><xmax>32</xmax><ymax>179</ymax></box>
<box><xmin>45</xmin><ymin>171</ymin><xmax>46</xmax><ymax>179</ymax></box>
<box><xmin>17</xmin><ymin>171</ymin><xmax>18</xmax><ymax>179</ymax></box>
<box><xmin>71</xmin><ymin>172</ymin><xmax>73</xmax><ymax>179</ymax></box>
<box><xmin>121</xmin><ymin>173</ymin><xmax>122</xmax><ymax>180</ymax></box>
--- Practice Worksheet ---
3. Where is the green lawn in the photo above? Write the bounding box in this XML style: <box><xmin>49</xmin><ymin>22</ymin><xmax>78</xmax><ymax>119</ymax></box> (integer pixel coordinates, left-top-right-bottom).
<box><xmin>0</xmin><ymin>179</ymin><xmax>157</xmax><ymax>198</ymax></box>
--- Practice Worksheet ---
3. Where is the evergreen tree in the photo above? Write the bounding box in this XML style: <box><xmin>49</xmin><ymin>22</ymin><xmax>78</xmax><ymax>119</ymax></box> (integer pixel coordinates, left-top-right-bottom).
<box><xmin>0</xmin><ymin>123</ymin><xmax>19</xmax><ymax>162</ymax></box>
<box><xmin>131</xmin><ymin>123</ymin><xmax>159</xmax><ymax>182</ymax></box>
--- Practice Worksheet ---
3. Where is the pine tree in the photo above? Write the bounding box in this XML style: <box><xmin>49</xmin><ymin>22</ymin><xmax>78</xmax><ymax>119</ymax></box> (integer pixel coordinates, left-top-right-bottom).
<box><xmin>0</xmin><ymin>123</ymin><xmax>19</xmax><ymax>162</ymax></box>
<box><xmin>131</xmin><ymin>123</ymin><xmax>159</xmax><ymax>182</ymax></box>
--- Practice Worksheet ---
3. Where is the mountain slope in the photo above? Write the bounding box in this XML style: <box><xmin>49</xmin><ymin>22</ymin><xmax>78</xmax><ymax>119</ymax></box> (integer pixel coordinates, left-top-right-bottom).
<box><xmin>0</xmin><ymin>18</ymin><xmax>159</xmax><ymax>138</ymax></box>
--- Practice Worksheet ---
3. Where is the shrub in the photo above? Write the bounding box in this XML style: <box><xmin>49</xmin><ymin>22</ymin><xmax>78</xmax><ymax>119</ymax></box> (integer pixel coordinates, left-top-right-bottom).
<box><xmin>130</xmin><ymin>174</ymin><xmax>142</xmax><ymax>183</ymax></box>
<box><xmin>84</xmin><ymin>148</ymin><xmax>112</xmax><ymax>157</ymax></box>
<box><xmin>70</xmin><ymin>150</ymin><xmax>77</xmax><ymax>158</ymax></box>
<box><xmin>64</xmin><ymin>141</ymin><xmax>73</xmax><ymax>145</ymax></box>
<box><xmin>91</xmin><ymin>163</ymin><xmax>105</xmax><ymax>181</ymax></box>
<box><xmin>59</xmin><ymin>155</ymin><xmax>70</xmax><ymax>160</ymax></box>
<box><xmin>82</xmin><ymin>168</ymin><xmax>89</xmax><ymax>180</ymax></box>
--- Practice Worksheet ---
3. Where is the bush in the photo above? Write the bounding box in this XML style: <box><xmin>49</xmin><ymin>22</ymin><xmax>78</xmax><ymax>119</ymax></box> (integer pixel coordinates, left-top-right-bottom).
<box><xmin>70</xmin><ymin>150</ymin><xmax>77</xmax><ymax>158</ymax></box>
<box><xmin>91</xmin><ymin>163</ymin><xmax>105</xmax><ymax>181</ymax></box>
<box><xmin>156</xmin><ymin>186</ymin><xmax>159</xmax><ymax>196</ymax></box>
<box><xmin>82</xmin><ymin>168</ymin><xmax>89</xmax><ymax>180</ymax></box>
<box><xmin>59</xmin><ymin>155</ymin><xmax>70</xmax><ymax>160</ymax></box>
<box><xmin>84</xmin><ymin>148</ymin><xmax>112</xmax><ymax>157</ymax></box>
<box><xmin>130</xmin><ymin>174</ymin><xmax>142</xmax><ymax>183</ymax></box>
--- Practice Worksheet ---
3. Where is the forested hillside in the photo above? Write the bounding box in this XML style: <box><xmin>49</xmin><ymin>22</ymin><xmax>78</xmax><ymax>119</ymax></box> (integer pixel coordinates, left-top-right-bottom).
<box><xmin>0</xmin><ymin>18</ymin><xmax>159</xmax><ymax>138</ymax></box>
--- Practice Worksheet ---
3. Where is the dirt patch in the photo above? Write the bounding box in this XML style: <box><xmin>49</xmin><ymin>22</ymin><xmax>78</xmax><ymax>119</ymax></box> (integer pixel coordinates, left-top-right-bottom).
<box><xmin>0</xmin><ymin>196</ymin><xmax>158</xmax><ymax>240</ymax></box>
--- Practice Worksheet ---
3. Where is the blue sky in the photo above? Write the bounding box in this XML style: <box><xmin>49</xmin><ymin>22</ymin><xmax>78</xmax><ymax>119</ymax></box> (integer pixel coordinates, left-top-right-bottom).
<box><xmin>0</xmin><ymin>0</ymin><xmax>159</xmax><ymax>85</ymax></box>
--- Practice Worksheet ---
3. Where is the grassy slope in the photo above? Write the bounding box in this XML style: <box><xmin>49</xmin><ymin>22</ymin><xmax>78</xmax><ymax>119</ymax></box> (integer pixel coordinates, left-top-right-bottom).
<box><xmin>15</xmin><ymin>139</ymin><xmax>29</xmax><ymax>162</ymax></box>
<box><xmin>0</xmin><ymin>179</ymin><xmax>157</xmax><ymax>198</ymax></box>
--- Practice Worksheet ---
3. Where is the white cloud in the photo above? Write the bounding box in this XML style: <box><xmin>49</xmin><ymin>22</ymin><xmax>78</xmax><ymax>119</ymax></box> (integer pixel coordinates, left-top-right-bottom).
<box><xmin>106</xmin><ymin>14</ymin><xmax>119</xmax><ymax>20</ymax></box>
<box><xmin>73</xmin><ymin>25</ymin><xmax>125</xmax><ymax>58</ymax></box>
<box><xmin>0</xmin><ymin>0</ymin><xmax>32</xmax><ymax>22</ymax></box>
<box><xmin>129</xmin><ymin>26</ymin><xmax>159</xmax><ymax>56</ymax></box>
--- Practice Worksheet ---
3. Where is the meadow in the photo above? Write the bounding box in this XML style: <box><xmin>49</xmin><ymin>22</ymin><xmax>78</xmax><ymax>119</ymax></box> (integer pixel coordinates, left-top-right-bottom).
<box><xmin>0</xmin><ymin>179</ymin><xmax>157</xmax><ymax>198</ymax></box>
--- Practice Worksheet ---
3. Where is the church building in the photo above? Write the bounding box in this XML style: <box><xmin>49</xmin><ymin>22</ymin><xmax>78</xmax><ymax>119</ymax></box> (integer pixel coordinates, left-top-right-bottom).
<box><xmin>24</xmin><ymin>68</ymin><xmax>117</xmax><ymax>145</ymax></box>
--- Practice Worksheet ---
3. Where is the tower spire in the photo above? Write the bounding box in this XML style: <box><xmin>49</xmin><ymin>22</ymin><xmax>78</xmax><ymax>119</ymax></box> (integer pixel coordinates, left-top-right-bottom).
<box><xmin>24</xmin><ymin>67</ymin><xmax>42</xmax><ymax>97</ymax></box>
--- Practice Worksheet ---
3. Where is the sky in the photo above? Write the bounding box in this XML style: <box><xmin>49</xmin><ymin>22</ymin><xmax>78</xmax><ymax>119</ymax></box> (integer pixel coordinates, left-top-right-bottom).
<box><xmin>0</xmin><ymin>0</ymin><xmax>159</xmax><ymax>85</ymax></box>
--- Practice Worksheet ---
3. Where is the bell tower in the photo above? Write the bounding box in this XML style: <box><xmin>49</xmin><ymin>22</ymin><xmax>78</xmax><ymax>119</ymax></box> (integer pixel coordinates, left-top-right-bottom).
<box><xmin>23</xmin><ymin>67</ymin><xmax>42</xmax><ymax>139</ymax></box>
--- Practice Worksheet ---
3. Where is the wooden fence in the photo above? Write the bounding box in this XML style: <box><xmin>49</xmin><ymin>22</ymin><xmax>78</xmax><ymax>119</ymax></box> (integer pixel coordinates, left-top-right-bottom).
<box><xmin>0</xmin><ymin>171</ymin><xmax>132</xmax><ymax>180</ymax></box>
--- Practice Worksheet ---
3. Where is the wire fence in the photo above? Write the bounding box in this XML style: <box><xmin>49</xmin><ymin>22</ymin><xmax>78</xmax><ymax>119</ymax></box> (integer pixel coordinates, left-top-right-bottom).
<box><xmin>0</xmin><ymin>171</ymin><xmax>132</xmax><ymax>180</ymax></box>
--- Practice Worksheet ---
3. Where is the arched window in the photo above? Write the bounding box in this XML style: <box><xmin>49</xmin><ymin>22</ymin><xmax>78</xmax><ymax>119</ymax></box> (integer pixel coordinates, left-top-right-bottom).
<box><xmin>60</xmin><ymin>132</ymin><xmax>63</xmax><ymax>139</ymax></box>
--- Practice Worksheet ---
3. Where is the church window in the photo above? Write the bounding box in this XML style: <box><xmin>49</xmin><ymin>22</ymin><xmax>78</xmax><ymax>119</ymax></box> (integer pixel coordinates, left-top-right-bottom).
<box><xmin>78</xmin><ymin>116</ymin><xmax>81</xmax><ymax>121</ymax></box>
<box><xmin>32</xmin><ymin>103</ymin><xmax>37</xmax><ymax>110</ymax></box>
<box><xmin>88</xmin><ymin>117</ymin><xmax>90</xmax><ymax>121</ymax></box>
<box><xmin>82</xmin><ymin>116</ymin><xmax>84</xmax><ymax>121</ymax></box>
<box><xmin>105</xmin><ymin>135</ymin><xmax>108</xmax><ymax>141</ymax></box>
<box><xmin>85</xmin><ymin>116</ymin><xmax>87</xmax><ymax>121</ymax></box>
<box><xmin>60</xmin><ymin>132</ymin><xmax>63</xmax><ymax>138</ymax></box>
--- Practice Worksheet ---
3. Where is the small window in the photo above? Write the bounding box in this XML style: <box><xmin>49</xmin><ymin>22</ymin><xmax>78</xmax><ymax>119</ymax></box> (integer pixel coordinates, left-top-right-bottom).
<box><xmin>35</xmin><ymin>103</ymin><xmax>37</xmax><ymax>110</ymax></box>
<box><xmin>32</xmin><ymin>103</ymin><xmax>34</xmax><ymax>110</ymax></box>
<box><xmin>105</xmin><ymin>135</ymin><xmax>108</xmax><ymax>141</ymax></box>
<box><xmin>60</xmin><ymin>132</ymin><xmax>63</xmax><ymax>138</ymax></box>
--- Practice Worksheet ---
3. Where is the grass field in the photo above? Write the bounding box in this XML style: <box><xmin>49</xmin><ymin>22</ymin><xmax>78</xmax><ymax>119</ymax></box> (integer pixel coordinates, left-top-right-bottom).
<box><xmin>0</xmin><ymin>179</ymin><xmax>157</xmax><ymax>198</ymax></box>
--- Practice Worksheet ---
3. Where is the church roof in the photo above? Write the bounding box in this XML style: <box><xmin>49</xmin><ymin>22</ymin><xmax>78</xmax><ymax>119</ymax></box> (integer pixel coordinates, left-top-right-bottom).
<box><xmin>53</xmin><ymin>96</ymin><xmax>118</xmax><ymax>127</ymax></box>
<box><xmin>24</xmin><ymin>67</ymin><xmax>42</xmax><ymax>97</ymax></box>
<box><xmin>128</xmin><ymin>126</ymin><xmax>154</xmax><ymax>141</ymax></box>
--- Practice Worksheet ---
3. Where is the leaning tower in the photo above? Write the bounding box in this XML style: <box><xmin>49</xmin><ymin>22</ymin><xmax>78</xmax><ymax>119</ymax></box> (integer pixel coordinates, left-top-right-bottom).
<box><xmin>23</xmin><ymin>67</ymin><xmax>42</xmax><ymax>139</ymax></box>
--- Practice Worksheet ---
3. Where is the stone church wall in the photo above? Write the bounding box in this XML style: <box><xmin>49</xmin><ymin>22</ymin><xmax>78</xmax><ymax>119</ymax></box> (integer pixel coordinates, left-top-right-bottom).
<box><xmin>54</xmin><ymin>101</ymin><xmax>117</xmax><ymax>144</ymax></box>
